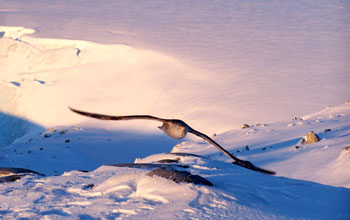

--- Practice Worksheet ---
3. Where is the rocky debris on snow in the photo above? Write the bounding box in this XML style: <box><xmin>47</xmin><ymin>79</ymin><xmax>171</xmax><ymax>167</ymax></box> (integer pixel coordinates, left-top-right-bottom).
<box><xmin>170</xmin><ymin>152</ymin><xmax>206</xmax><ymax>158</ymax></box>
<box><xmin>157</xmin><ymin>159</ymin><xmax>180</xmax><ymax>163</ymax></box>
<box><xmin>44</xmin><ymin>133</ymin><xmax>52</xmax><ymax>138</ymax></box>
<box><xmin>82</xmin><ymin>184</ymin><xmax>95</xmax><ymax>189</ymax></box>
<box><xmin>324</xmin><ymin>129</ymin><xmax>331</xmax><ymax>132</ymax></box>
<box><xmin>301</xmin><ymin>131</ymin><xmax>320</xmax><ymax>144</ymax></box>
<box><xmin>241</xmin><ymin>124</ymin><xmax>250</xmax><ymax>129</ymax></box>
<box><xmin>109</xmin><ymin>163</ymin><xmax>190</xmax><ymax>169</ymax></box>
<box><xmin>294</xmin><ymin>146</ymin><xmax>300</xmax><ymax>150</ymax></box>
<box><xmin>147</xmin><ymin>168</ymin><xmax>213</xmax><ymax>186</ymax></box>
<box><xmin>60</xmin><ymin>130</ymin><xmax>68</xmax><ymax>135</ymax></box>
<box><xmin>0</xmin><ymin>167</ymin><xmax>44</xmax><ymax>183</ymax></box>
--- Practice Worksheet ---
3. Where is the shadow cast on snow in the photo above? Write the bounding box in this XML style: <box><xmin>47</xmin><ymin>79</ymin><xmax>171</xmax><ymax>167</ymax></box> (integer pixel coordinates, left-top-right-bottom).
<box><xmin>0</xmin><ymin>111</ymin><xmax>45</xmax><ymax>148</ymax></box>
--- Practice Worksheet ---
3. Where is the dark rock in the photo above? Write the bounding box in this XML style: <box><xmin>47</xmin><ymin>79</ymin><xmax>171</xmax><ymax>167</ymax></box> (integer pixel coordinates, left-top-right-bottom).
<box><xmin>79</xmin><ymin>170</ymin><xmax>89</xmax><ymax>173</ymax></box>
<box><xmin>109</xmin><ymin>163</ymin><xmax>189</xmax><ymax>169</ymax></box>
<box><xmin>157</xmin><ymin>159</ymin><xmax>179</xmax><ymax>163</ymax></box>
<box><xmin>324</xmin><ymin>129</ymin><xmax>331</xmax><ymax>132</ymax></box>
<box><xmin>147</xmin><ymin>168</ymin><xmax>213</xmax><ymax>186</ymax></box>
<box><xmin>241</xmin><ymin>124</ymin><xmax>250</xmax><ymax>129</ymax></box>
<box><xmin>0</xmin><ymin>167</ymin><xmax>43</xmax><ymax>176</ymax></box>
<box><xmin>0</xmin><ymin>175</ymin><xmax>22</xmax><ymax>183</ymax></box>
<box><xmin>245</xmin><ymin>145</ymin><xmax>250</xmax><ymax>151</ymax></box>
<box><xmin>65</xmin><ymin>139</ymin><xmax>70</xmax><ymax>143</ymax></box>
<box><xmin>0</xmin><ymin>167</ymin><xmax>44</xmax><ymax>183</ymax></box>
<box><xmin>60</xmin><ymin>130</ymin><xmax>68</xmax><ymax>135</ymax></box>
<box><xmin>170</xmin><ymin>152</ymin><xmax>205</xmax><ymax>158</ymax></box>
<box><xmin>44</xmin><ymin>134</ymin><xmax>51</xmax><ymax>138</ymax></box>
<box><xmin>82</xmin><ymin>184</ymin><xmax>95</xmax><ymax>189</ymax></box>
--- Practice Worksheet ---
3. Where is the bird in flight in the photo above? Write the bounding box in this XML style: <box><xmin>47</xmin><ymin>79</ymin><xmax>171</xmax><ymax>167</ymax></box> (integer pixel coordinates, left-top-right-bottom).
<box><xmin>69</xmin><ymin>107</ymin><xmax>275</xmax><ymax>175</ymax></box>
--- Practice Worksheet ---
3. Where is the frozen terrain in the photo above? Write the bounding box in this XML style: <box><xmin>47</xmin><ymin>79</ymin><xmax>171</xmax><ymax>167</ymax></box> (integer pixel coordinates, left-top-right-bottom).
<box><xmin>0</xmin><ymin>103</ymin><xmax>350</xmax><ymax>219</ymax></box>
<box><xmin>1</xmin><ymin>0</ymin><xmax>349</xmax><ymax>134</ymax></box>
<box><xmin>1</xmin><ymin>0</ymin><xmax>350</xmax><ymax>219</ymax></box>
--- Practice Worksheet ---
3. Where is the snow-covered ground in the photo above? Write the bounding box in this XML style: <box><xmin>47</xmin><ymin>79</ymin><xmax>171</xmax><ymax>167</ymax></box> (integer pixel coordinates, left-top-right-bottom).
<box><xmin>1</xmin><ymin>1</ymin><xmax>350</xmax><ymax>219</ymax></box>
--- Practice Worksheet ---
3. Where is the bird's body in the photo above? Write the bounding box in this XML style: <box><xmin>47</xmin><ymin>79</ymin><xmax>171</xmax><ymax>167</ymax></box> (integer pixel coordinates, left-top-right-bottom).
<box><xmin>158</xmin><ymin>119</ymin><xmax>190</xmax><ymax>139</ymax></box>
<box><xmin>69</xmin><ymin>107</ymin><xmax>275</xmax><ymax>175</ymax></box>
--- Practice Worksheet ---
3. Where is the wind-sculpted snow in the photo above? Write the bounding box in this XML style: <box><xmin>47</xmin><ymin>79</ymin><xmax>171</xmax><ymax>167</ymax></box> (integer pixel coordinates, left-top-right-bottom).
<box><xmin>0</xmin><ymin>154</ymin><xmax>349</xmax><ymax>219</ymax></box>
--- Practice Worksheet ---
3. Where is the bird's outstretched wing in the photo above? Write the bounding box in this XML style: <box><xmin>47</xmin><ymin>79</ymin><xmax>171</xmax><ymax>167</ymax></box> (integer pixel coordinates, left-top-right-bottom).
<box><xmin>69</xmin><ymin>107</ymin><xmax>165</xmax><ymax>122</ymax></box>
<box><xmin>69</xmin><ymin>107</ymin><xmax>275</xmax><ymax>175</ymax></box>
<box><xmin>188</xmin><ymin>128</ymin><xmax>276</xmax><ymax>175</ymax></box>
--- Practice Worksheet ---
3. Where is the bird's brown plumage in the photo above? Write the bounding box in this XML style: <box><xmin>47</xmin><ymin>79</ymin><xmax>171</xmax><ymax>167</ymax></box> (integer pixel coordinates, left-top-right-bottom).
<box><xmin>69</xmin><ymin>107</ymin><xmax>275</xmax><ymax>174</ymax></box>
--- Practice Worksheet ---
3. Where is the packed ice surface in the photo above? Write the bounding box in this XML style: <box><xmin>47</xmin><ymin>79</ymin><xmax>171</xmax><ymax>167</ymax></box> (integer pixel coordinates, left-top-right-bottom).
<box><xmin>1</xmin><ymin>1</ymin><xmax>349</xmax><ymax>219</ymax></box>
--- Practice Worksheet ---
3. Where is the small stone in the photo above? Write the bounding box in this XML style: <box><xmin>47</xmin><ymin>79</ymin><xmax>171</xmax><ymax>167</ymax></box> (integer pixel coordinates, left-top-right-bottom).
<box><xmin>79</xmin><ymin>170</ymin><xmax>89</xmax><ymax>173</ymax></box>
<box><xmin>59</xmin><ymin>130</ymin><xmax>68</xmax><ymax>135</ymax></box>
<box><xmin>294</xmin><ymin>146</ymin><xmax>300</xmax><ymax>150</ymax></box>
<box><xmin>157</xmin><ymin>159</ymin><xmax>179</xmax><ymax>164</ymax></box>
<box><xmin>65</xmin><ymin>139</ymin><xmax>70</xmax><ymax>143</ymax></box>
<box><xmin>147</xmin><ymin>168</ymin><xmax>213</xmax><ymax>186</ymax></box>
<box><xmin>262</xmin><ymin>147</ymin><xmax>266</xmax><ymax>150</ymax></box>
<box><xmin>44</xmin><ymin>134</ymin><xmax>51</xmax><ymax>138</ymax></box>
<box><xmin>241</xmin><ymin>124</ymin><xmax>250</xmax><ymax>129</ymax></box>
<box><xmin>40</xmin><ymin>147</ymin><xmax>44</xmax><ymax>151</ymax></box>
<box><xmin>82</xmin><ymin>184</ymin><xmax>94</xmax><ymax>189</ymax></box>
<box><xmin>324</xmin><ymin>129</ymin><xmax>331</xmax><ymax>132</ymax></box>
<box><xmin>301</xmin><ymin>131</ymin><xmax>320</xmax><ymax>144</ymax></box>
<box><xmin>245</xmin><ymin>145</ymin><xmax>250</xmax><ymax>151</ymax></box>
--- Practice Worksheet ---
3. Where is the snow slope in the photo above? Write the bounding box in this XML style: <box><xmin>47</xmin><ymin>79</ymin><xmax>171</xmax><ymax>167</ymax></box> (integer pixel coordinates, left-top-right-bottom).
<box><xmin>1</xmin><ymin>0</ymin><xmax>349</xmax><ymax>132</ymax></box>
<box><xmin>1</xmin><ymin>0</ymin><xmax>349</xmax><ymax>219</ymax></box>
<box><xmin>0</xmin><ymin>101</ymin><xmax>349</xmax><ymax>219</ymax></box>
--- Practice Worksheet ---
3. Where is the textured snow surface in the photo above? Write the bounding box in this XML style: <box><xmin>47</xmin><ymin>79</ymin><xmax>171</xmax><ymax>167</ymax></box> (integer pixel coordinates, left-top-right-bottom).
<box><xmin>0</xmin><ymin>153</ymin><xmax>349</xmax><ymax>220</ymax></box>
<box><xmin>1</xmin><ymin>1</ymin><xmax>349</xmax><ymax>219</ymax></box>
